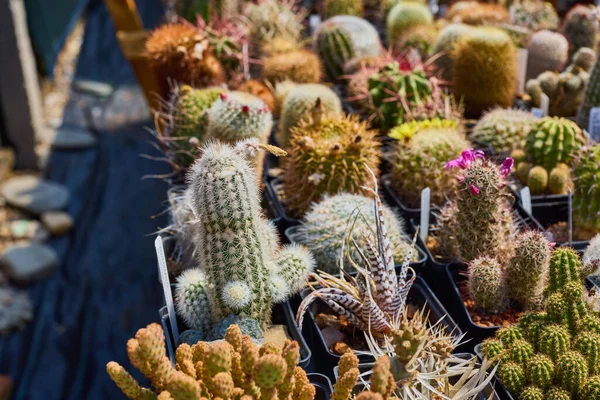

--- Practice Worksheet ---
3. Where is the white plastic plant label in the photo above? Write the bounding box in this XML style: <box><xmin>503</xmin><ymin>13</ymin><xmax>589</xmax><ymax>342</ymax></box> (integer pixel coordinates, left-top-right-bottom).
<box><xmin>515</xmin><ymin>48</ymin><xmax>528</xmax><ymax>94</ymax></box>
<box><xmin>309</xmin><ymin>15</ymin><xmax>321</xmax><ymax>35</ymax></box>
<box><xmin>540</xmin><ymin>93</ymin><xmax>549</xmax><ymax>117</ymax></box>
<box><xmin>242</xmin><ymin>43</ymin><xmax>250</xmax><ymax>81</ymax></box>
<box><xmin>531</xmin><ymin>108</ymin><xmax>544</xmax><ymax>118</ymax></box>
<box><xmin>420</xmin><ymin>188</ymin><xmax>431</xmax><ymax>242</ymax></box>
<box><xmin>155</xmin><ymin>235</ymin><xmax>179</xmax><ymax>344</ymax></box>
<box><xmin>588</xmin><ymin>107</ymin><xmax>600</xmax><ymax>141</ymax></box>
<box><xmin>520</xmin><ymin>187</ymin><xmax>532</xmax><ymax>215</ymax></box>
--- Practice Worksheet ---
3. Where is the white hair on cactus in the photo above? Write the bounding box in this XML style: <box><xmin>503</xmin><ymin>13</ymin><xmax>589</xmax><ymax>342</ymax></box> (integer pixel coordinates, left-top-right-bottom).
<box><xmin>276</xmin><ymin>244</ymin><xmax>315</xmax><ymax>294</ymax></box>
<box><xmin>584</xmin><ymin>234</ymin><xmax>600</xmax><ymax>276</ymax></box>
<box><xmin>175</xmin><ymin>268</ymin><xmax>212</xmax><ymax>331</ymax></box>
<box><xmin>269</xmin><ymin>276</ymin><xmax>290</xmax><ymax>303</ymax></box>
<box><xmin>222</xmin><ymin>281</ymin><xmax>252</xmax><ymax>310</ymax></box>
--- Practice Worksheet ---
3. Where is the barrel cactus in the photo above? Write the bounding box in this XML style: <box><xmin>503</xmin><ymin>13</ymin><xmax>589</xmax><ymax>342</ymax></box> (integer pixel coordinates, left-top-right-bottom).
<box><xmin>467</xmin><ymin>256</ymin><xmax>507</xmax><ymax>314</ymax></box>
<box><xmin>498</xmin><ymin>362</ymin><xmax>526</xmax><ymax>395</ymax></box>
<box><xmin>573</xmin><ymin>144</ymin><xmax>600</xmax><ymax>235</ymax></box>
<box><xmin>520</xmin><ymin>387</ymin><xmax>544</xmax><ymax>400</ymax></box>
<box><xmin>540</xmin><ymin>325</ymin><xmax>571</xmax><ymax>362</ymax></box>
<box><xmin>470</xmin><ymin>108</ymin><xmax>538</xmax><ymax>155</ymax></box>
<box><xmin>574</xmin><ymin>331</ymin><xmax>600</xmax><ymax>376</ymax></box>
<box><xmin>560</xmin><ymin>5</ymin><xmax>599</xmax><ymax>58</ymax></box>
<box><xmin>431</xmin><ymin>23</ymin><xmax>473</xmax><ymax>82</ymax></box>
<box><xmin>263</xmin><ymin>48</ymin><xmax>323</xmax><ymax>84</ymax></box>
<box><xmin>556</xmin><ymin>351</ymin><xmax>589</xmax><ymax>396</ymax></box>
<box><xmin>386</xmin><ymin>2</ymin><xmax>433</xmax><ymax>46</ymax></box>
<box><xmin>526</xmin><ymin>30</ymin><xmax>569</xmax><ymax>81</ymax></box>
<box><xmin>526</xmin><ymin>354</ymin><xmax>555</xmax><ymax>390</ymax></box>
<box><xmin>314</xmin><ymin>16</ymin><xmax>381</xmax><ymax>81</ymax></box>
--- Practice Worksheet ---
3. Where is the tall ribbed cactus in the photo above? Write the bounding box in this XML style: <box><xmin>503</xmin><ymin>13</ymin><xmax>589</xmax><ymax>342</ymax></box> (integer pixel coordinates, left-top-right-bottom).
<box><xmin>314</xmin><ymin>16</ymin><xmax>381</xmax><ymax>81</ymax></box>
<box><xmin>176</xmin><ymin>140</ymin><xmax>314</xmax><ymax>329</ymax></box>
<box><xmin>577</xmin><ymin>57</ymin><xmax>600</xmax><ymax>131</ymax></box>
<box><xmin>573</xmin><ymin>144</ymin><xmax>600</xmax><ymax>235</ymax></box>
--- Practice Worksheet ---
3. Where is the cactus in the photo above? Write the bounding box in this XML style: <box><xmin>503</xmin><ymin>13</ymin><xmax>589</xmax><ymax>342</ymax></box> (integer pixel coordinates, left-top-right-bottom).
<box><xmin>540</xmin><ymin>325</ymin><xmax>571</xmax><ymax>362</ymax></box>
<box><xmin>498</xmin><ymin>362</ymin><xmax>526</xmax><ymax>395</ymax></box>
<box><xmin>498</xmin><ymin>326</ymin><xmax>524</xmax><ymax>347</ymax></box>
<box><xmin>470</xmin><ymin>108</ymin><xmax>538</xmax><ymax>155</ymax></box>
<box><xmin>547</xmin><ymin>292</ymin><xmax>568</xmax><ymax>325</ymax></box>
<box><xmin>526</xmin><ymin>354</ymin><xmax>555</xmax><ymax>390</ymax></box>
<box><xmin>388</xmin><ymin>117</ymin><xmax>459</xmax><ymax>142</ymax></box>
<box><xmin>236</xmin><ymin>80</ymin><xmax>276</xmax><ymax>113</ymax></box>
<box><xmin>505</xmin><ymin>231</ymin><xmax>552</xmax><ymax>310</ymax></box>
<box><xmin>582</xmin><ymin>376</ymin><xmax>600</xmax><ymax>400</ymax></box>
<box><xmin>520</xmin><ymin>387</ymin><xmax>544</xmax><ymax>400</ymax></box>
<box><xmin>314</xmin><ymin>16</ymin><xmax>381</xmax><ymax>81</ymax></box>
<box><xmin>146</xmin><ymin>23</ymin><xmax>226</xmax><ymax>87</ymax></box>
<box><xmin>573</xmin><ymin>145</ymin><xmax>600</xmax><ymax>235</ymax></box>
<box><xmin>571</xmin><ymin>47</ymin><xmax>598</xmax><ymax>72</ymax></box>
<box><xmin>546</xmin><ymin>387</ymin><xmax>572</xmax><ymax>400</ymax></box>
<box><xmin>507</xmin><ymin>340</ymin><xmax>535</xmax><ymax>364</ymax></box>
<box><xmin>519</xmin><ymin>312</ymin><xmax>548</xmax><ymax>348</ymax></box>
<box><xmin>549</xmin><ymin>247</ymin><xmax>583</xmax><ymax>294</ymax></box>
<box><xmin>556</xmin><ymin>351</ymin><xmax>589</xmax><ymax>396</ymax></box>
<box><xmin>273</xmin><ymin>80</ymin><xmax>297</xmax><ymax>116</ymax></box>
<box><xmin>509</xmin><ymin>0</ymin><xmax>559</xmax><ymax>31</ymax></box>
<box><xmin>322</xmin><ymin>0</ymin><xmax>363</xmax><ymax>19</ymax></box>
<box><xmin>295</xmin><ymin>193</ymin><xmax>412</xmax><ymax>273</ymax></box>
<box><xmin>548</xmin><ymin>166</ymin><xmax>570</xmax><ymax>195</ymax></box>
<box><xmin>582</xmin><ymin>315</ymin><xmax>600</xmax><ymax>335</ymax></box>
<box><xmin>263</xmin><ymin>48</ymin><xmax>323</xmax><ymax>84</ymax></box>
<box><xmin>574</xmin><ymin>331</ymin><xmax>600</xmax><ymax>375</ymax></box>
<box><xmin>526</xmin><ymin>30</ymin><xmax>569</xmax><ymax>81</ymax></box>
<box><xmin>390</xmin><ymin>126</ymin><xmax>470</xmax><ymax>208</ymax></box>
<box><xmin>448</xmin><ymin>1</ymin><xmax>510</xmax><ymax>26</ymax></box>
<box><xmin>431</xmin><ymin>23</ymin><xmax>473</xmax><ymax>82</ymax></box>
<box><xmin>281</xmin><ymin>110</ymin><xmax>381</xmax><ymax>214</ymax></box>
<box><xmin>577</xmin><ymin>57</ymin><xmax>600</xmax><ymax>130</ymax></box>
<box><xmin>583</xmin><ymin>234</ymin><xmax>600</xmax><ymax>277</ymax></box>
<box><xmin>107</xmin><ymin>323</ymin><xmax>317</xmax><ymax>399</ymax></box>
<box><xmin>467</xmin><ymin>256</ymin><xmax>507</xmax><ymax>314</ymax></box>
<box><xmin>393</xmin><ymin>24</ymin><xmax>439</xmax><ymax>57</ymax></box>
<box><xmin>481</xmin><ymin>338</ymin><xmax>504</xmax><ymax>359</ymax></box>
<box><xmin>386</xmin><ymin>2</ymin><xmax>433</xmax><ymax>47</ymax></box>
<box><xmin>525</xmin><ymin>117</ymin><xmax>586</xmax><ymax>172</ymax></box>
<box><xmin>516</xmin><ymin>162</ymin><xmax>532</xmax><ymax>184</ymax></box>
<box><xmin>562</xmin><ymin>281</ymin><xmax>589</xmax><ymax>333</ymax></box>
<box><xmin>437</xmin><ymin>149</ymin><xmax>515</xmax><ymax>263</ymax></box>
<box><xmin>175</xmin><ymin>141</ymin><xmax>314</xmax><ymax>329</ymax></box>
<box><xmin>560</xmin><ymin>5</ymin><xmax>599</xmax><ymax>58</ymax></box>
<box><xmin>277</xmin><ymin>84</ymin><xmax>342</xmax><ymax>147</ymax></box>
<box><xmin>453</xmin><ymin>27</ymin><xmax>517</xmax><ymax>116</ymax></box>
<box><xmin>527</xmin><ymin>166</ymin><xmax>549</xmax><ymax>195</ymax></box>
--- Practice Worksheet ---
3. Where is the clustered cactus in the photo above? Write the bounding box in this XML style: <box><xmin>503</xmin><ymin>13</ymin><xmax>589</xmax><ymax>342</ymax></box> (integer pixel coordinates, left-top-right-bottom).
<box><xmin>107</xmin><ymin>323</ymin><xmax>317</xmax><ymax>400</ymax></box>
<box><xmin>573</xmin><ymin>144</ymin><xmax>600</xmax><ymax>238</ymax></box>
<box><xmin>470</xmin><ymin>108</ymin><xmax>539</xmax><ymax>155</ymax></box>
<box><xmin>481</xmin><ymin>247</ymin><xmax>600</xmax><ymax>400</ymax></box>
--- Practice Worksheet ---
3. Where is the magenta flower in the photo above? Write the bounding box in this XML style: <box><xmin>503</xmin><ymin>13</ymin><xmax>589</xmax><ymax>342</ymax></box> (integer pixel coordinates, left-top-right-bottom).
<box><xmin>445</xmin><ymin>148</ymin><xmax>485</xmax><ymax>170</ymax></box>
<box><xmin>469</xmin><ymin>185</ymin><xmax>480</xmax><ymax>195</ymax></box>
<box><xmin>499</xmin><ymin>157</ymin><xmax>514</xmax><ymax>178</ymax></box>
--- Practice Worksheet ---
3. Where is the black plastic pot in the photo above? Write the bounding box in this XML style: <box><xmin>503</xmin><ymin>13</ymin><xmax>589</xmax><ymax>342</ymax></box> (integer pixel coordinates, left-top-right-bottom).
<box><xmin>159</xmin><ymin>301</ymin><xmax>312</xmax><ymax>369</ymax></box>
<box><xmin>262</xmin><ymin>180</ymin><xmax>300</xmax><ymax>240</ymax></box>
<box><xmin>298</xmin><ymin>276</ymin><xmax>462</xmax><ymax>380</ymax></box>
<box><xmin>473</xmin><ymin>344</ymin><xmax>516</xmax><ymax>400</ymax></box>
<box><xmin>509</xmin><ymin>183</ymin><xmax>569</xmax><ymax>208</ymax></box>
<box><xmin>381</xmin><ymin>174</ymin><xmax>430</xmax><ymax>222</ymax></box>
<box><xmin>308</xmin><ymin>373</ymin><xmax>334</xmax><ymax>400</ymax></box>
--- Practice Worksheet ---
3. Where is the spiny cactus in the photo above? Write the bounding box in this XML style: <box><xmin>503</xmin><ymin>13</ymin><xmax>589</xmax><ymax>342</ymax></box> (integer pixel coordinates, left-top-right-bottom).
<box><xmin>560</xmin><ymin>5</ymin><xmax>599</xmax><ymax>58</ymax></box>
<box><xmin>573</xmin><ymin>144</ymin><xmax>600</xmax><ymax>235</ymax></box>
<box><xmin>314</xmin><ymin>16</ymin><xmax>381</xmax><ymax>81</ymax></box>
<box><xmin>467</xmin><ymin>256</ymin><xmax>507</xmax><ymax>314</ymax></box>
<box><xmin>498</xmin><ymin>362</ymin><xmax>526</xmax><ymax>395</ymax></box>
<box><xmin>236</xmin><ymin>80</ymin><xmax>276</xmax><ymax>113</ymax></box>
<box><xmin>470</xmin><ymin>108</ymin><xmax>538</xmax><ymax>155</ymax></box>
<box><xmin>453</xmin><ymin>27</ymin><xmax>517</xmax><ymax>116</ymax></box>
<box><xmin>146</xmin><ymin>23</ymin><xmax>225</xmax><ymax>87</ymax></box>
<box><xmin>547</xmin><ymin>292</ymin><xmax>568</xmax><ymax>325</ymax></box>
<box><xmin>510</xmin><ymin>0</ymin><xmax>559</xmax><ymax>31</ymax></box>
<box><xmin>507</xmin><ymin>339</ymin><xmax>535</xmax><ymax>364</ymax></box>
<box><xmin>322</xmin><ymin>0</ymin><xmax>363</xmax><ymax>19</ymax></box>
<box><xmin>525</xmin><ymin>117</ymin><xmax>586</xmax><ymax>172</ymax></box>
<box><xmin>277</xmin><ymin>84</ymin><xmax>342</xmax><ymax>148</ymax></box>
<box><xmin>386</xmin><ymin>2</ymin><xmax>433</xmax><ymax>50</ymax></box>
<box><xmin>390</xmin><ymin>126</ymin><xmax>470</xmax><ymax>208</ymax></box>
<box><xmin>562</xmin><ymin>281</ymin><xmax>589</xmax><ymax>333</ymax></box>
<box><xmin>583</xmin><ymin>234</ymin><xmax>600</xmax><ymax>277</ymax></box>
<box><xmin>519</xmin><ymin>311</ymin><xmax>549</xmax><ymax>345</ymax></box>
<box><xmin>393</xmin><ymin>24</ymin><xmax>439</xmax><ymax>57</ymax></box>
<box><xmin>431</xmin><ymin>23</ymin><xmax>473</xmax><ymax>82</ymax></box>
<box><xmin>176</xmin><ymin>140</ymin><xmax>314</xmax><ymax>329</ymax></box>
<box><xmin>281</xmin><ymin>110</ymin><xmax>380</xmax><ymax>214</ymax></box>
<box><xmin>548</xmin><ymin>166</ymin><xmax>570</xmax><ymax>195</ymax></box>
<box><xmin>540</xmin><ymin>325</ymin><xmax>571</xmax><ymax>362</ymax></box>
<box><xmin>388</xmin><ymin>117</ymin><xmax>459</xmax><ymax>142</ymax></box>
<box><xmin>498</xmin><ymin>326</ymin><xmax>525</xmax><ymax>347</ymax></box>
<box><xmin>547</xmin><ymin>387</ymin><xmax>572</xmax><ymax>400</ymax></box>
<box><xmin>520</xmin><ymin>386</ymin><xmax>545</xmax><ymax>400</ymax></box>
<box><xmin>526</xmin><ymin>30</ymin><xmax>569</xmax><ymax>81</ymax></box>
<box><xmin>577</xmin><ymin>57</ymin><xmax>600</xmax><ymax>130</ymax></box>
<box><xmin>295</xmin><ymin>193</ymin><xmax>412</xmax><ymax>274</ymax></box>
<box><xmin>574</xmin><ymin>331</ymin><xmax>600</xmax><ymax>375</ymax></box>
<box><xmin>481</xmin><ymin>338</ymin><xmax>504</xmax><ymax>359</ymax></box>
<box><xmin>526</xmin><ymin>354</ymin><xmax>555</xmax><ymax>390</ymax></box>
<box><xmin>556</xmin><ymin>351</ymin><xmax>589</xmax><ymax>396</ymax></box>
<box><xmin>447</xmin><ymin>1</ymin><xmax>510</xmax><ymax>26</ymax></box>
<box><xmin>582</xmin><ymin>376</ymin><xmax>600</xmax><ymax>400</ymax></box>
<box><xmin>107</xmin><ymin>323</ymin><xmax>317</xmax><ymax>399</ymax></box>
<box><xmin>527</xmin><ymin>166</ymin><xmax>549</xmax><ymax>195</ymax></box>
<box><xmin>499</xmin><ymin>23</ymin><xmax>531</xmax><ymax>49</ymax></box>
<box><xmin>263</xmin><ymin>48</ymin><xmax>323</xmax><ymax>84</ymax></box>
<box><xmin>549</xmin><ymin>247</ymin><xmax>583</xmax><ymax>294</ymax></box>
<box><xmin>582</xmin><ymin>315</ymin><xmax>600</xmax><ymax>335</ymax></box>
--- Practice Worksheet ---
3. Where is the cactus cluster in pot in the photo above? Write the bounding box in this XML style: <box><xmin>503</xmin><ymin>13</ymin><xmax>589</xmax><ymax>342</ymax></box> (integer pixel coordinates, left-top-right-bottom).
<box><xmin>572</xmin><ymin>144</ymin><xmax>600</xmax><ymax>239</ymax></box>
<box><xmin>470</xmin><ymin>108</ymin><xmax>539</xmax><ymax>156</ymax></box>
<box><xmin>480</xmin><ymin>247</ymin><xmax>600</xmax><ymax>400</ymax></box>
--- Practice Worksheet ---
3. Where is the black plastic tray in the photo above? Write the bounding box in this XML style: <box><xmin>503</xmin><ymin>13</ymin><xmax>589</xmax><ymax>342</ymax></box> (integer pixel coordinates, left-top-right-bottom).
<box><xmin>308</xmin><ymin>373</ymin><xmax>334</xmax><ymax>400</ymax></box>
<box><xmin>524</xmin><ymin>201</ymin><xmax>590</xmax><ymax>251</ymax></box>
<box><xmin>298</xmin><ymin>276</ymin><xmax>462</xmax><ymax>380</ymax></box>
<box><xmin>381</xmin><ymin>173</ymin><xmax>434</xmax><ymax>222</ymax></box>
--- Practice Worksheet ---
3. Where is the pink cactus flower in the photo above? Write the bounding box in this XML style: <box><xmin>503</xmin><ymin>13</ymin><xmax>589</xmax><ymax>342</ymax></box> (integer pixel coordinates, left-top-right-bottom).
<box><xmin>470</xmin><ymin>185</ymin><xmax>480</xmax><ymax>195</ymax></box>
<box><xmin>445</xmin><ymin>148</ymin><xmax>485</xmax><ymax>170</ymax></box>
<box><xmin>241</xmin><ymin>105</ymin><xmax>250</xmax><ymax>113</ymax></box>
<box><xmin>220</xmin><ymin>92</ymin><xmax>228</xmax><ymax>100</ymax></box>
<box><xmin>500</xmin><ymin>157</ymin><xmax>514</xmax><ymax>178</ymax></box>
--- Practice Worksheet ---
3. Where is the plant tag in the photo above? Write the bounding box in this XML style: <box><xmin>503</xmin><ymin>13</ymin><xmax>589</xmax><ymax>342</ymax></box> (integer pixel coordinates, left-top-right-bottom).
<box><xmin>420</xmin><ymin>188</ymin><xmax>431</xmax><ymax>242</ymax></box>
<box><xmin>155</xmin><ymin>236</ymin><xmax>179</xmax><ymax>344</ymax></box>
<box><xmin>521</xmin><ymin>187</ymin><xmax>532</xmax><ymax>215</ymax></box>
<box><xmin>540</xmin><ymin>93</ymin><xmax>549</xmax><ymax>117</ymax></box>
<box><xmin>531</xmin><ymin>108</ymin><xmax>544</xmax><ymax>118</ymax></box>
<box><xmin>516</xmin><ymin>48</ymin><xmax>528</xmax><ymax>94</ymax></box>
<box><xmin>309</xmin><ymin>15</ymin><xmax>321</xmax><ymax>35</ymax></box>
<box><xmin>242</xmin><ymin>43</ymin><xmax>250</xmax><ymax>80</ymax></box>
<box><xmin>588</xmin><ymin>107</ymin><xmax>600</xmax><ymax>141</ymax></box>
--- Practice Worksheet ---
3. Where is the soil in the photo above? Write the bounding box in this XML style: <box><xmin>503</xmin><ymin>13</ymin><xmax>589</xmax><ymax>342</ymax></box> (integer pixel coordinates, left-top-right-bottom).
<box><xmin>457</xmin><ymin>279</ymin><xmax>523</xmax><ymax>328</ymax></box>
<box><xmin>547</xmin><ymin>221</ymin><xmax>596</xmax><ymax>243</ymax></box>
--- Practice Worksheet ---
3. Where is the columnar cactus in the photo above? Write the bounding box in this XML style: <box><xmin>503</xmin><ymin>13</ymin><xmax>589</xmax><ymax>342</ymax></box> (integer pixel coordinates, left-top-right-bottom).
<box><xmin>452</xmin><ymin>27</ymin><xmax>517</xmax><ymax>116</ymax></box>
<box><xmin>386</xmin><ymin>2</ymin><xmax>433</xmax><ymax>46</ymax></box>
<box><xmin>526</xmin><ymin>30</ymin><xmax>569</xmax><ymax>81</ymax></box>
<box><xmin>548</xmin><ymin>247</ymin><xmax>583</xmax><ymax>294</ymax></box>
<box><xmin>560</xmin><ymin>5</ymin><xmax>599</xmax><ymax>57</ymax></box>
<box><xmin>471</xmin><ymin>108</ymin><xmax>538</xmax><ymax>155</ymax></box>
<box><xmin>467</xmin><ymin>256</ymin><xmax>507</xmax><ymax>314</ymax></box>
<box><xmin>282</xmin><ymin>110</ymin><xmax>380</xmax><ymax>214</ymax></box>
<box><xmin>431</xmin><ymin>23</ymin><xmax>473</xmax><ymax>82</ymax></box>
<box><xmin>314</xmin><ymin>16</ymin><xmax>381</xmax><ymax>81</ymax></box>
<box><xmin>526</xmin><ymin>354</ymin><xmax>555</xmax><ymax>390</ymax></box>
<box><xmin>577</xmin><ymin>57</ymin><xmax>600</xmax><ymax>130</ymax></box>
<box><xmin>295</xmin><ymin>193</ymin><xmax>412</xmax><ymax>273</ymax></box>
<box><xmin>525</xmin><ymin>117</ymin><xmax>586</xmax><ymax>172</ymax></box>
<box><xmin>277</xmin><ymin>84</ymin><xmax>342</xmax><ymax>147</ymax></box>
<box><xmin>146</xmin><ymin>23</ymin><xmax>226</xmax><ymax>87</ymax></box>
<box><xmin>556</xmin><ymin>351</ymin><xmax>589</xmax><ymax>396</ymax></box>
<box><xmin>519</xmin><ymin>312</ymin><xmax>548</xmax><ymax>347</ymax></box>
<box><xmin>573</xmin><ymin>144</ymin><xmax>600</xmax><ymax>235</ymax></box>
<box><xmin>390</xmin><ymin>127</ymin><xmax>470</xmax><ymax>208</ymax></box>
<box><xmin>176</xmin><ymin>141</ymin><xmax>314</xmax><ymax>329</ymax></box>
<box><xmin>574</xmin><ymin>331</ymin><xmax>600</xmax><ymax>375</ymax></box>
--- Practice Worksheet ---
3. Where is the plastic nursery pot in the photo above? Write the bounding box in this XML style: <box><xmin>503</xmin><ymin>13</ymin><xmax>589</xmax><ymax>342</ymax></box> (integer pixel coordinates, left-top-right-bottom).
<box><xmin>283</xmin><ymin>225</ymin><xmax>428</xmax><ymax>275</ymax></box>
<box><xmin>308</xmin><ymin>373</ymin><xmax>334</xmax><ymax>400</ymax></box>
<box><xmin>159</xmin><ymin>301</ymin><xmax>311</xmax><ymax>369</ymax></box>
<box><xmin>263</xmin><ymin>179</ymin><xmax>301</xmax><ymax>235</ymax></box>
<box><xmin>298</xmin><ymin>276</ymin><xmax>462</xmax><ymax>380</ymax></box>
<box><xmin>509</xmin><ymin>183</ymin><xmax>569</xmax><ymax>208</ymax></box>
<box><xmin>381</xmin><ymin>173</ymin><xmax>439</xmax><ymax>223</ymax></box>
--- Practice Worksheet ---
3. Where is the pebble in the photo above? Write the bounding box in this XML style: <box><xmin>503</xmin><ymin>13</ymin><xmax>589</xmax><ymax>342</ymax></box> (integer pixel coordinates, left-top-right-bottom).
<box><xmin>321</xmin><ymin>326</ymin><xmax>345</xmax><ymax>349</ymax></box>
<box><xmin>41</xmin><ymin>211</ymin><xmax>74</xmax><ymax>236</ymax></box>
<box><xmin>0</xmin><ymin>175</ymin><xmax>70</xmax><ymax>214</ymax></box>
<box><xmin>0</xmin><ymin>243</ymin><xmax>59</xmax><ymax>284</ymax></box>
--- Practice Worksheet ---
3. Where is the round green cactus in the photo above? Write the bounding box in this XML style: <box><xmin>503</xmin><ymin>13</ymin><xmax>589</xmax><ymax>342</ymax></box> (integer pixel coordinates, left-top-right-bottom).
<box><xmin>471</xmin><ymin>108</ymin><xmax>538</xmax><ymax>155</ymax></box>
<box><xmin>432</xmin><ymin>23</ymin><xmax>473</xmax><ymax>82</ymax></box>
<box><xmin>525</xmin><ymin>117</ymin><xmax>586</xmax><ymax>172</ymax></box>
<box><xmin>562</xmin><ymin>281</ymin><xmax>589</xmax><ymax>333</ymax></box>
<box><xmin>582</xmin><ymin>315</ymin><xmax>600</xmax><ymax>335</ymax></box>
<box><xmin>526</xmin><ymin>354</ymin><xmax>555</xmax><ymax>390</ymax></box>
<box><xmin>527</xmin><ymin>166</ymin><xmax>549</xmax><ymax>195</ymax></box>
<box><xmin>520</xmin><ymin>386</ymin><xmax>545</xmax><ymax>400</ymax></box>
<box><xmin>547</xmin><ymin>292</ymin><xmax>568</xmax><ymax>325</ymax></box>
<box><xmin>556</xmin><ymin>351</ymin><xmax>589</xmax><ymax>396</ymax></box>
<box><xmin>582</xmin><ymin>376</ymin><xmax>600</xmax><ymax>400</ymax></box>
<box><xmin>497</xmin><ymin>326</ymin><xmax>524</xmax><ymax>347</ymax></box>
<box><xmin>466</xmin><ymin>256</ymin><xmax>507</xmax><ymax>314</ymax></box>
<box><xmin>173</xmin><ymin>86</ymin><xmax>226</xmax><ymax>141</ymax></box>
<box><xmin>507</xmin><ymin>340</ymin><xmax>534</xmax><ymax>365</ymax></box>
<box><xmin>573</xmin><ymin>144</ymin><xmax>600</xmax><ymax>233</ymax></box>
<box><xmin>540</xmin><ymin>325</ymin><xmax>571</xmax><ymax>362</ymax></box>
<box><xmin>481</xmin><ymin>338</ymin><xmax>504</xmax><ymax>359</ymax></box>
<box><xmin>574</xmin><ymin>331</ymin><xmax>600</xmax><ymax>376</ymax></box>
<box><xmin>549</xmin><ymin>247</ymin><xmax>583</xmax><ymax>294</ymax></box>
<box><xmin>519</xmin><ymin>312</ymin><xmax>549</xmax><ymax>349</ymax></box>
<box><xmin>548</xmin><ymin>166</ymin><xmax>570</xmax><ymax>195</ymax></box>
<box><xmin>546</xmin><ymin>387</ymin><xmax>572</xmax><ymax>400</ymax></box>
<box><xmin>386</xmin><ymin>2</ymin><xmax>433</xmax><ymax>46</ymax></box>
<box><xmin>498</xmin><ymin>362</ymin><xmax>526</xmax><ymax>395</ymax></box>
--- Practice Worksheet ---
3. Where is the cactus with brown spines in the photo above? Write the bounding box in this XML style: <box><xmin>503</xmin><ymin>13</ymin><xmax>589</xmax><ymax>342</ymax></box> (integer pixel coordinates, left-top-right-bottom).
<box><xmin>467</xmin><ymin>256</ymin><xmax>507</xmax><ymax>314</ymax></box>
<box><xmin>471</xmin><ymin>108</ymin><xmax>538</xmax><ymax>155</ymax></box>
<box><xmin>560</xmin><ymin>5</ymin><xmax>599</xmax><ymax>58</ymax></box>
<box><xmin>281</xmin><ymin>108</ymin><xmax>380</xmax><ymax>214</ymax></box>
<box><xmin>390</xmin><ymin>126</ymin><xmax>470</xmax><ymax>208</ymax></box>
<box><xmin>146</xmin><ymin>23</ymin><xmax>226</xmax><ymax>88</ymax></box>
<box><xmin>263</xmin><ymin>48</ymin><xmax>323</xmax><ymax>84</ymax></box>
<box><xmin>431</xmin><ymin>23</ymin><xmax>473</xmax><ymax>82</ymax></box>
<box><xmin>236</xmin><ymin>79</ymin><xmax>276</xmax><ymax>112</ymax></box>
<box><xmin>107</xmin><ymin>324</ymin><xmax>317</xmax><ymax>399</ymax></box>
<box><xmin>452</xmin><ymin>27</ymin><xmax>517</xmax><ymax>117</ymax></box>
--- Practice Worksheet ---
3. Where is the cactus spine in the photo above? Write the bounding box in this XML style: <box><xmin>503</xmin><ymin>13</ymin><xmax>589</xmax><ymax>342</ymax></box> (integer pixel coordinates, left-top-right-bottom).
<box><xmin>471</xmin><ymin>108</ymin><xmax>538</xmax><ymax>155</ymax></box>
<box><xmin>573</xmin><ymin>144</ymin><xmax>600</xmax><ymax>234</ymax></box>
<box><xmin>467</xmin><ymin>256</ymin><xmax>507</xmax><ymax>314</ymax></box>
<box><xmin>386</xmin><ymin>2</ymin><xmax>433</xmax><ymax>46</ymax></box>
<box><xmin>560</xmin><ymin>5</ymin><xmax>599</xmax><ymax>58</ymax></box>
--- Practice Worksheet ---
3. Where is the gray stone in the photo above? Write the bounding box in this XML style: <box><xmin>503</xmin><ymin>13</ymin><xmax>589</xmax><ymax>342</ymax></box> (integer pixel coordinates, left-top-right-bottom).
<box><xmin>51</xmin><ymin>126</ymin><xmax>97</xmax><ymax>150</ymax></box>
<box><xmin>206</xmin><ymin>315</ymin><xmax>264</xmax><ymax>341</ymax></box>
<box><xmin>1</xmin><ymin>175</ymin><xmax>70</xmax><ymax>214</ymax></box>
<box><xmin>0</xmin><ymin>243</ymin><xmax>59</xmax><ymax>284</ymax></box>
<box><xmin>179</xmin><ymin>329</ymin><xmax>205</xmax><ymax>346</ymax></box>
<box><xmin>0</xmin><ymin>286</ymin><xmax>33</xmax><ymax>333</ymax></box>
<box><xmin>41</xmin><ymin>211</ymin><xmax>74</xmax><ymax>236</ymax></box>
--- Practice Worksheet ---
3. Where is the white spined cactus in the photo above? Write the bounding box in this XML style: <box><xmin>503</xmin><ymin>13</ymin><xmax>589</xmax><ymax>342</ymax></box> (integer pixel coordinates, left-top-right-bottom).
<box><xmin>175</xmin><ymin>269</ymin><xmax>212</xmax><ymax>332</ymax></box>
<box><xmin>583</xmin><ymin>234</ymin><xmax>600</xmax><ymax>277</ymax></box>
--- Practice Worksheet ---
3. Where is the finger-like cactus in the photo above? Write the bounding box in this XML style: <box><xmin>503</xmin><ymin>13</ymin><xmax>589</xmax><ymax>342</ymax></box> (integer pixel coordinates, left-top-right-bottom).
<box><xmin>549</xmin><ymin>247</ymin><xmax>584</xmax><ymax>294</ymax></box>
<box><xmin>573</xmin><ymin>144</ymin><xmax>600</xmax><ymax>235</ymax></box>
<box><xmin>519</xmin><ymin>312</ymin><xmax>548</xmax><ymax>349</ymax></box>
<box><xmin>574</xmin><ymin>331</ymin><xmax>600</xmax><ymax>376</ymax></box>
<box><xmin>540</xmin><ymin>325</ymin><xmax>571</xmax><ymax>362</ymax></box>
<box><xmin>527</xmin><ymin>166</ymin><xmax>549</xmax><ymax>195</ymax></box>
<box><xmin>498</xmin><ymin>326</ymin><xmax>525</xmax><ymax>347</ymax></box>
<box><xmin>467</xmin><ymin>256</ymin><xmax>507</xmax><ymax>314</ymax></box>
<box><xmin>520</xmin><ymin>386</ymin><xmax>544</xmax><ymax>400</ymax></box>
